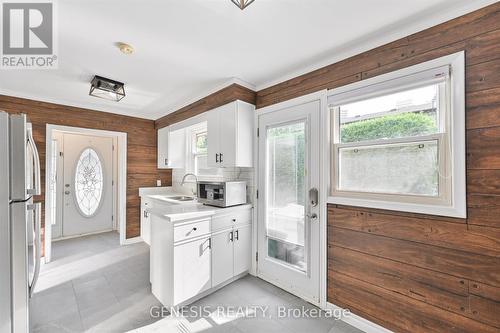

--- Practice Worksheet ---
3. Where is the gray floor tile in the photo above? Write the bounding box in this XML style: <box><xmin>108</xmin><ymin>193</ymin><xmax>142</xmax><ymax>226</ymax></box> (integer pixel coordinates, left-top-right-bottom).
<box><xmin>31</xmin><ymin>282</ymin><xmax>80</xmax><ymax>328</ymax></box>
<box><xmin>32</xmin><ymin>311</ymin><xmax>84</xmax><ymax>333</ymax></box>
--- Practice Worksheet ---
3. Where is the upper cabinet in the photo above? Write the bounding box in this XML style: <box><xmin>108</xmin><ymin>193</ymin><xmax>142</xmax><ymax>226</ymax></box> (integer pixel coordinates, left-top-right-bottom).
<box><xmin>157</xmin><ymin>127</ymin><xmax>169</xmax><ymax>169</ymax></box>
<box><xmin>207</xmin><ymin>100</ymin><xmax>255</xmax><ymax>168</ymax></box>
<box><xmin>157</xmin><ymin>100</ymin><xmax>254</xmax><ymax>169</ymax></box>
<box><xmin>157</xmin><ymin>126</ymin><xmax>185</xmax><ymax>169</ymax></box>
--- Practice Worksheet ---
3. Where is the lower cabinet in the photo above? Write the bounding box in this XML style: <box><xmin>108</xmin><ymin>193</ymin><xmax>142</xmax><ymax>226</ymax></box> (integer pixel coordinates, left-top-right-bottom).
<box><xmin>212</xmin><ymin>230</ymin><xmax>234</xmax><ymax>286</ymax></box>
<box><xmin>211</xmin><ymin>223</ymin><xmax>252</xmax><ymax>286</ymax></box>
<box><xmin>233</xmin><ymin>224</ymin><xmax>252</xmax><ymax>276</ymax></box>
<box><xmin>151</xmin><ymin>207</ymin><xmax>253</xmax><ymax>308</ymax></box>
<box><xmin>140</xmin><ymin>200</ymin><xmax>151</xmax><ymax>245</ymax></box>
<box><xmin>173</xmin><ymin>236</ymin><xmax>212</xmax><ymax>305</ymax></box>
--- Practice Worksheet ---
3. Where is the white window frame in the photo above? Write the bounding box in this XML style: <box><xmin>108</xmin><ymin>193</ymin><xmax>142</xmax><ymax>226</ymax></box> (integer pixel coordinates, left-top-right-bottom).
<box><xmin>327</xmin><ymin>51</ymin><xmax>466</xmax><ymax>218</ymax></box>
<box><xmin>185</xmin><ymin>123</ymin><xmax>207</xmax><ymax>176</ymax></box>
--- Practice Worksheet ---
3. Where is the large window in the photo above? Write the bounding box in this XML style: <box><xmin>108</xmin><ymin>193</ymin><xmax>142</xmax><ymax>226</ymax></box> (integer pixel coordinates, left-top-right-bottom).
<box><xmin>328</xmin><ymin>52</ymin><xmax>466</xmax><ymax>218</ymax></box>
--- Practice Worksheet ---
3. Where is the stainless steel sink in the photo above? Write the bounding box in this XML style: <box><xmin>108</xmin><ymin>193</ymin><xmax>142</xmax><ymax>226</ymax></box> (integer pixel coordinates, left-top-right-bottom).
<box><xmin>169</xmin><ymin>196</ymin><xmax>195</xmax><ymax>202</ymax></box>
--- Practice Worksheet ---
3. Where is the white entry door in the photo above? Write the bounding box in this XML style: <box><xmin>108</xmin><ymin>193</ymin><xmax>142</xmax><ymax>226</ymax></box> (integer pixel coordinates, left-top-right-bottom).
<box><xmin>62</xmin><ymin>133</ymin><xmax>113</xmax><ymax>237</ymax></box>
<box><xmin>257</xmin><ymin>99</ymin><xmax>321</xmax><ymax>304</ymax></box>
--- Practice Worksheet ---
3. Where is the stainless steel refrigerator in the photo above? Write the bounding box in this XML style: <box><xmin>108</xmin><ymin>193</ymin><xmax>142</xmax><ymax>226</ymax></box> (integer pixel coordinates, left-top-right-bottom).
<box><xmin>0</xmin><ymin>112</ymin><xmax>42</xmax><ymax>333</ymax></box>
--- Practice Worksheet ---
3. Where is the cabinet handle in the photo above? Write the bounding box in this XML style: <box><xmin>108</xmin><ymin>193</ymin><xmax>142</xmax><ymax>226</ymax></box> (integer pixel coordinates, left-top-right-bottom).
<box><xmin>208</xmin><ymin>238</ymin><xmax>212</xmax><ymax>249</ymax></box>
<box><xmin>144</xmin><ymin>211</ymin><xmax>148</xmax><ymax>218</ymax></box>
<box><xmin>216</xmin><ymin>153</ymin><xmax>219</xmax><ymax>163</ymax></box>
<box><xmin>192</xmin><ymin>227</ymin><xmax>197</xmax><ymax>231</ymax></box>
<box><xmin>220</xmin><ymin>153</ymin><xmax>223</xmax><ymax>163</ymax></box>
<box><xmin>229</xmin><ymin>231</ymin><xmax>234</xmax><ymax>242</ymax></box>
<box><xmin>235</xmin><ymin>230</ymin><xmax>239</xmax><ymax>241</ymax></box>
<box><xmin>164</xmin><ymin>158</ymin><xmax>169</xmax><ymax>166</ymax></box>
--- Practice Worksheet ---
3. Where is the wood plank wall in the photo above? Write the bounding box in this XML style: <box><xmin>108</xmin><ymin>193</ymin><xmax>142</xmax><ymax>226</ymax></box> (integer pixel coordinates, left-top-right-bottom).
<box><xmin>154</xmin><ymin>83</ymin><xmax>256</xmax><ymax>129</ymax></box>
<box><xmin>255</xmin><ymin>3</ymin><xmax>500</xmax><ymax>332</ymax></box>
<box><xmin>0</xmin><ymin>95</ymin><xmax>171</xmax><ymax>239</ymax></box>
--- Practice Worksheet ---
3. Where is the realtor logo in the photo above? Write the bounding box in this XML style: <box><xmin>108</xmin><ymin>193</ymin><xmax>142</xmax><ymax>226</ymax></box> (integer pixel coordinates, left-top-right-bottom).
<box><xmin>1</xmin><ymin>1</ymin><xmax>57</xmax><ymax>68</ymax></box>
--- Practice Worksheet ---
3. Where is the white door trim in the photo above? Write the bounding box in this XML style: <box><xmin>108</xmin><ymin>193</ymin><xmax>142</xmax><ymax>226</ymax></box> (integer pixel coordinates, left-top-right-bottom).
<box><xmin>253</xmin><ymin>90</ymin><xmax>328</xmax><ymax>307</ymax></box>
<box><xmin>44</xmin><ymin>124</ymin><xmax>127</xmax><ymax>262</ymax></box>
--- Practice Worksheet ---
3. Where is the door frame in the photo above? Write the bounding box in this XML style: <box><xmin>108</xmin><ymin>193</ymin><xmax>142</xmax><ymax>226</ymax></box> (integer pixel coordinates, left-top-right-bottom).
<box><xmin>44</xmin><ymin>124</ymin><xmax>127</xmax><ymax>263</ymax></box>
<box><xmin>252</xmin><ymin>90</ymin><xmax>328</xmax><ymax>308</ymax></box>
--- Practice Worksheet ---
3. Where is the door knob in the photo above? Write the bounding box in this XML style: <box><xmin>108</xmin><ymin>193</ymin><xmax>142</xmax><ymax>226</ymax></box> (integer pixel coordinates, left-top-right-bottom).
<box><xmin>306</xmin><ymin>213</ymin><xmax>318</xmax><ymax>220</ymax></box>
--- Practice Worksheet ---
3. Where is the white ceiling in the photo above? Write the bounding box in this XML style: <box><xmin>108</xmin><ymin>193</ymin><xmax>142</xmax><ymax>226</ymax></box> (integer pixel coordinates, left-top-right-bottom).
<box><xmin>0</xmin><ymin>0</ymin><xmax>496</xmax><ymax>119</ymax></box>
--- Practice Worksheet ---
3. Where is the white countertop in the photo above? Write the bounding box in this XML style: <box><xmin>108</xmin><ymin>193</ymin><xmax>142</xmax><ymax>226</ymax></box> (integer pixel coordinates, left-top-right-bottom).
<box><xmin>144</xmin><ymin>193</ymin><xmax>252</xmax><ymax>223</ymax></box>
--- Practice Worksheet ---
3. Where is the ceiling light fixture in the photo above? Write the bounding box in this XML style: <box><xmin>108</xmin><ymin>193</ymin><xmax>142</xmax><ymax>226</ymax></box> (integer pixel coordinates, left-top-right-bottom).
<box><xmin>116</xmin><ymin>42</ymin><xmax>134</xmax><ymax>55</ymax></box>
<box><xmin>89</xmin><ymin>75</ymin><xmax>125</xmax><ymax>102</ymax></box>
<box><xmin>231</xmin><ymin>0</ymin><xmax>255</xmax><ymax>10</ymax></box>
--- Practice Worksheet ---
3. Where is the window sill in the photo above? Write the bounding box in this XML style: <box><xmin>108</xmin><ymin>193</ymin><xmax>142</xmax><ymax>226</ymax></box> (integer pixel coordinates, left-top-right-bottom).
<box><xmin>327</xmin><ymin>196</ymin><xmax>466</xmax><ymax>219</ymax></box>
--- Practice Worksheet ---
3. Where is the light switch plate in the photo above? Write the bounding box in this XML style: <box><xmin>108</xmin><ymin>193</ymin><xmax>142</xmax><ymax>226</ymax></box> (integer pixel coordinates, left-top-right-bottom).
<box><xmin>156</xmin><ymin>179</ymin><xmax>161</xmax><ymax>187</ymax></box>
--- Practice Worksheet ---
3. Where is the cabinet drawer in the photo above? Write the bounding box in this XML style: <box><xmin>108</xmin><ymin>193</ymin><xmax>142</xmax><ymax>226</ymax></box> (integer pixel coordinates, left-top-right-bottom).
<box><xmin>212</xmin><ymin>209</ymin><xmax>252</xmax><ymax>232</ymax></box>
<box><xmin>174</xmin><ymin>219</ymin><xmax>210</xmax><ymax>242</ymax></box>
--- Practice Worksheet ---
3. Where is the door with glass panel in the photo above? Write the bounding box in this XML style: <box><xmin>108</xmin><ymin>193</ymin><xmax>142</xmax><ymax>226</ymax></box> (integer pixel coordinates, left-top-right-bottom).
<box><xmin>62</xmin><ymin>133</ymin><xmax>113</xmax><ymax>237</ymax></box>
<box><xmin>257</xmin><ymin>100</ymin><xmax>320</xmax><ymax>304</ymax></box>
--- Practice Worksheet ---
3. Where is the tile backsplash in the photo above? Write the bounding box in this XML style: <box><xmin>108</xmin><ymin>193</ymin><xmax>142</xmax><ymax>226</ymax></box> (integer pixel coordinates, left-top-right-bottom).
<box><xmin>172</xmin><ymin>167</ymin><xmax>255</xmax><ymax>203</ymax></box>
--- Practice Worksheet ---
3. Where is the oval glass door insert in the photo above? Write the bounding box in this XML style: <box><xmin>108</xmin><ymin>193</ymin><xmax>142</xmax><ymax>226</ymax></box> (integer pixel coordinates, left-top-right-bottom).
<box><xmin>74</xmin><ymin>148</ymin><xmax>104</xmax><ymax>217</ymax></box>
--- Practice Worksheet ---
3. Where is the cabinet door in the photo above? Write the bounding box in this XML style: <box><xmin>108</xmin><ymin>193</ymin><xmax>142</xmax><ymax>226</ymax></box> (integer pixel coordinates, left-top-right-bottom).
<box><xmin>140</xmin><ymin>206</ymin><xmax>151</xmax><ymax>246</ymax></box>
<box><xmin>157</xmin><ymin>127</ymin><xmax>169</xmax><ymax>169</ymax></box>
<box><xmin>207</xmin><ymin>109</ymin><xmax>220</xmax><ymax>168</ymax></box>
<box><xmin>173</xmin><ymin>236</ymin><xmax>211</xmax><ymax>305</ymax></box>
<box><xmin>233</xmin><ymin>224</ymin><xmax>252</xmax><ymax>276</ymax></box>
<box><xmin>218</xmin><ymin>103</ymin><xmax>236</xmax><ymax>167</ymax></box>
<box><xmin>167</xmin><ymin>128</ymin><xmax>186</xmax><ymax>169</ymax></box>
<box><xmin>211</xmin><ymin>229</ymin><xmax>234</xmax><ymax>286</ymax></box>
<box><xmin>235</xmin><ymin>101</ymin><xmax>255</xmax><ymax>167</ymax></box>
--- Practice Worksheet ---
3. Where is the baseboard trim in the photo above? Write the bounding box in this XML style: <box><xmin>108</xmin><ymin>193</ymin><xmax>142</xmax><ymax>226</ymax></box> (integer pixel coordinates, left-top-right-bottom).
<box><xmin>326</xmin><ymin>302</ymin><xmax>393</xmax><ymax>333</ymax></box>
<box><xmin>121</xmin><ymin>236</ymin><xmax>143</xmax><ymax>245</ymax></box>
<box><xmin>51</xmin><ymin>229</ymin><xmax>115</xmax><ymax>242</ymax></box>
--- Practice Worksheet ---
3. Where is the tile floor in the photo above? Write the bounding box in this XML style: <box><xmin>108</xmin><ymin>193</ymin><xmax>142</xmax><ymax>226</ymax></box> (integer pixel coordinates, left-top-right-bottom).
<box><xmin>31</xmin><ymin>232</ymin><xmax>363</xmax><ymax>333</ymax></box>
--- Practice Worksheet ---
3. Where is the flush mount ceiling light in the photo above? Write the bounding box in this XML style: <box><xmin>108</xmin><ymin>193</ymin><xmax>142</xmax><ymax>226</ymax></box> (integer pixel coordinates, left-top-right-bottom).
<box><xmin>89</xmin><ymin>75</ymin><xmax>125</xmax><ymax>102</ymax></box>
<box><xmin>231</xmin><ymin>0</ymin><xmax>255</xmax><ymax>10</ymax></box>
<box><xmin>116</xmin><ymin>42</ymin><xmax>134</xmax><ymax>55</ymax></box>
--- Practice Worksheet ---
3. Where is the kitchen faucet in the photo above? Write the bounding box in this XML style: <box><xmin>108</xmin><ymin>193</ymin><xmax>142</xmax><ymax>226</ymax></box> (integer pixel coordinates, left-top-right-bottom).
<box><xmin>181</xmin><ymin>173</ymin><xmax>198</xmax><ymax>196</ymax></box>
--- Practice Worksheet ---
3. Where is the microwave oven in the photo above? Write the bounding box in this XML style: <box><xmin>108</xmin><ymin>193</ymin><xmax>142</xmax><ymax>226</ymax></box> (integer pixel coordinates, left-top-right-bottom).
<box><xmin>197</xmin><ymin>181</ymin><xmax>247</xmax><ymax>207</ymax></box>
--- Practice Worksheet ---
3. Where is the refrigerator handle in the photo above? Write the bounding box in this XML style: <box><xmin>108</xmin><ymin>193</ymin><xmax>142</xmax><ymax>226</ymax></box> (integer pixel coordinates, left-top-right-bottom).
<box><xmin>27</xmin><ymin>127</ymin><xmax>41</xmax><ymax>196</ymax></box>
<box><xmin>29</xmin><ymin>203</ymin><xmax>41</xmax><ymax>298</ymax></box>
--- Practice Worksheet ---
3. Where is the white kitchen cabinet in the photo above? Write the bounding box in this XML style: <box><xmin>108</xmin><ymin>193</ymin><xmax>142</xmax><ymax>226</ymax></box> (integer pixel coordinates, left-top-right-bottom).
<box><xmin>211</xmin><ymin>222</ymin><xmax>252</xmax><ymax>286</ymax></box>
<box><xmin>233</xmin><ymin>224</ymin><xmax>252</xmax><ymax>276</ymax></box>
<box><xmin>140</xmin><ymin>199</ymin><xmax>152</xmax><ymax>245</ymax></box>
<box><xmin>207</xmin><ymin>100</ymin><xmax>255</xmax><ymax>168</ymax></box>
<box><xmin>157</xmin><ymin>126</ymin><xmax>186</xmax><ymax>169</ymax></box>
<box><xmin>151</xmin><ymin>215</ymin><xmax>212</xmax><ymax>308</ymax></box>
<box><xmin>157</xmin><ymin>126</ymin><xmax>169</xmax><ymax>169</ymax></box>
<box><xmin>211</xmin><ymin>230</ymin><xmax>234</xmax><ymax>286</ymax></box>
<box><xmin>150</xmin><ymin>206</ymin><xmax>252</xmax><ymax>309</ymax></box>
<box><xmin>173</xmin><ymin>236</ymin><xmax>212</xmax><ymax>305</ymax></box>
